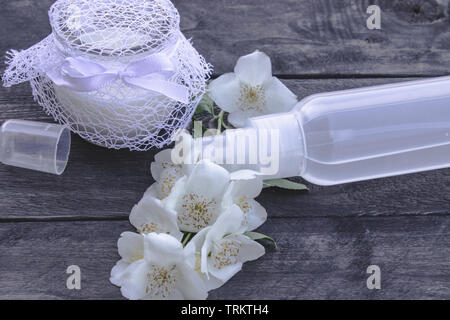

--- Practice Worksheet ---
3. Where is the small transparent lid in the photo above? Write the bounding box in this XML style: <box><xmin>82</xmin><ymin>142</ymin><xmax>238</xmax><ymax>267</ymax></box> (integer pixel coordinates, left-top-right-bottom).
<box><xmin>49</xmin><ymin>0</ymin><xmax>180</xmax><ymax>57</ymax></box>
<box><xmin>0</xmin><ymin>120</ymin><xmax>71</xmax><ymax>175</ymax></box>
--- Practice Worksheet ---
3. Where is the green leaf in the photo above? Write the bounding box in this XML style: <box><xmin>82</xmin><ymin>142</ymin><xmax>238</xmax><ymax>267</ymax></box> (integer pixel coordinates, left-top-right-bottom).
<box><xmin>264</xmin><ymin>179</ymin><xmax>309</xmax><ymax>191</ymax></box>
<box><xmin>244</xmin><ymin>232</ymin><xmax>277</xmax><ymax>248</ymax></box>
<box><xmin>195</xmin><ymin>94</ymin><xmax>215</xmax><ymax>115</ymax></box>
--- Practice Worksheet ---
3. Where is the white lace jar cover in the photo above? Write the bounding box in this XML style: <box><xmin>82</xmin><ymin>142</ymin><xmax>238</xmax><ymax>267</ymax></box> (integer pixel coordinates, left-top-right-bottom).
<box><xmin>2</xmin><ymin>0</ymin><xmax>211</xmax><ymax>151</ymax></box>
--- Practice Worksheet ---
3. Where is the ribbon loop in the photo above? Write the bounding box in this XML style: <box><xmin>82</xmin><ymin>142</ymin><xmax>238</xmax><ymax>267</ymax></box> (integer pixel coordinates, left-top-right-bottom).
<box><xmin>46</xmin><ymin>54</ymin><xmax>189</xmax><ymax>104</ymax></box>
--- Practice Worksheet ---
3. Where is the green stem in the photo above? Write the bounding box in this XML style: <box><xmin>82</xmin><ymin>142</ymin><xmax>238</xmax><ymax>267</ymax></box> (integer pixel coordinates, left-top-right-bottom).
<box><xmin>210</xmin><ymin>106</ymin><xmax>217</xmax><ymax>118</ymax></box>
<box><xmin>221</xmin><ymin>121</ymin><xmax>232</xmax><ymax>130</ymax></box>
<box><xmin>182</xmin><ymin>233</ymin><xmax>193</xmax><ymax>247</ymax></box>
<box><xmin>217</xmin><ymin>110</ymin><xmax>225</xmax><ymax>133</ymax></box>
<box><xmin>213</xmin><ymin>110</ymin><xmax>225</xmax><ymax>119</ymax></box>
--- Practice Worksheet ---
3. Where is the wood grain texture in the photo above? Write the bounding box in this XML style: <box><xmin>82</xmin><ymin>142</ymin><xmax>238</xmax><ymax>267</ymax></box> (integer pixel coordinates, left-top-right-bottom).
<box><xmin>1</xmin><ymin>217</ymin><xmax>450</xmax><ymax>300</ymax></box>
<box><xmin>1</xmin><ymin>0</ymin><xmax>450</xmax><ymax>76</ymax></box>
<box><xmin>1</xmin><ymin>78</ymin><xmax>449</xmax><ymax>220</ymax></box>
<box><xmin>1</xmin><ymin>0</ymin><xmax>449</xmax><ymax>300</ymax></box>
<box><xmin>176</xmin><ymin>0</ymin><xmax>450</xmax><ymax>75</ymax></box>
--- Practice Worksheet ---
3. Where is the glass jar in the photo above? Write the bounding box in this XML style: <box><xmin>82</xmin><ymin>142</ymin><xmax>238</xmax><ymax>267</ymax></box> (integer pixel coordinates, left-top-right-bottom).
<box><xmin>5</xmin><ymin>0</ymin><xmax>211</xmax><ymax>151</ymax></box>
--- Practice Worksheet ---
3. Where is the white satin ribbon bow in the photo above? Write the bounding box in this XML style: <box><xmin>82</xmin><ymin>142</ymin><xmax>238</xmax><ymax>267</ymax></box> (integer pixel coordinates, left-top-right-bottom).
<box><xmin>46</xmin><ymin>53</ymin><xmax>189</xmax><ymax>104</ymax></box>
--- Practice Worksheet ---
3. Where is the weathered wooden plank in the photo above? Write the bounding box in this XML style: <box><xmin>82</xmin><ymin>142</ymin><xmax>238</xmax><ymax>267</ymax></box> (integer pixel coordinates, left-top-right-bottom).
<box><xmin>0</xmin><ymin>0</ymin><xmax>449</xmax><ymax>76</ymax></box>
<box><xmin>1</xmin><ymin>216</ymin><xmax>450</xmax><ymax>299</ymax></box>
<box><xmin>0</xmin><ymin>0</ymin><xmax>448</xmax><ymax>303</ymax></box>
<box><xmin>1</xmin><ymin>78</ymin><xmax>449</xmax><ymax>220</ymax></box>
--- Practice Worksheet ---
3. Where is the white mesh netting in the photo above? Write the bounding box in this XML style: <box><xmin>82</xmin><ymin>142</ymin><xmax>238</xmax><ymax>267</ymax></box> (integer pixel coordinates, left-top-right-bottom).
<box><xmin>3</xmin><ymin>0</ymin><xmax>211</xmax><ymax>151</ymax></box>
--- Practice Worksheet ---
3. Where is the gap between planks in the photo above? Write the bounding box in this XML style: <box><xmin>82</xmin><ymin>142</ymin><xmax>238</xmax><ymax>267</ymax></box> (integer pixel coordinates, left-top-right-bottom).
<box><xmin>209</xmin><ymin>74</ymin><xmax>448</xmax><ymax>80</ymax></box>
<box><xmin>1</xmin><ymin>211</ymin><xmax>450</xmax><ymax>224</ymax></box>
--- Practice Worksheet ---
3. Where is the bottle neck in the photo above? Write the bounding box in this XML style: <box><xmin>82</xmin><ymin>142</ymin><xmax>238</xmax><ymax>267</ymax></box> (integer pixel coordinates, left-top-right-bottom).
<box><xmin>248</xmin><ymin>112</ymin><xmax>305</xmax><ymax>179</ymax></box>
<box><xmin>200</xmin><ymin>111</ymin><xmax>305</xmax><ymax>179</ymax></box>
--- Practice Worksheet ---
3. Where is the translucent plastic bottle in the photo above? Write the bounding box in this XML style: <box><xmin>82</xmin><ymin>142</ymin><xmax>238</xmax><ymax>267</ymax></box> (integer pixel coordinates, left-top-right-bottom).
<box><xmin>201</xmin><ymin>76</ymin><xmax>450</xmax><ymax>186</ymax></box>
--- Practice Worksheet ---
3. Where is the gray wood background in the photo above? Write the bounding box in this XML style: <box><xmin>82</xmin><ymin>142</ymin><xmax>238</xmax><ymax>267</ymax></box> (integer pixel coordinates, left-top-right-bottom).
<box><xmin>0</xmin><ymin>0</ymin><xmax>449</xmax><ymax>300</ymax></box>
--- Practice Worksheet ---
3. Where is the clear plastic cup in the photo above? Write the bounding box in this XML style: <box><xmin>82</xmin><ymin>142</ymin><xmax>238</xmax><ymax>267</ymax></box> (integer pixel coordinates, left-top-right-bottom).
<box><xmin>0</xmin><ymin>120</ymin><xmax>71</xmax><ymax>175</ymax></box>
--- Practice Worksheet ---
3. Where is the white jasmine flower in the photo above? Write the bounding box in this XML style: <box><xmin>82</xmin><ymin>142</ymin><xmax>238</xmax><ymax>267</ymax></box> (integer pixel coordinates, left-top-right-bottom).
<box><xmin>148</xmin><ymin>133</ymin><xmax>200</xmax><ymax>200</ymax></box>
<box><xmin>186</xmin><ymin>205</ymin><xmax>265</xmax><ymax>290</ymax></box>
<box><xmin>148</xmin><ymin>149</ymin><xmax>184</xmax><ymax>200</ymax></box>
<box><xmin>209</xmin><ymin>50</ymin><xmax>298</xmax><ymax>127</ymax></box>
<box><xmin>163</xmin><ymin>159</ymin><xmax>231</xmax><ymax>233</ymax></box>
<box><xmin>110</xmin><ymin>232</ymin><xmax>145</xmax><ymax>287</ymax></box>
<box><xmin>225</xmin><ymin>170</ymin><xmax>267</xmax><ymax>231</ymax></box>
<box><xmin>130</xmin><ymin>196</ymin><xmax>183</xmax><ymax>241</ymax></box>
<box><xmin>160</xmin><ymin>159</ymin><xmax>266</xmax><ymax>233</ymax></box>
<box><xmin>113</xmin><ymin>233</ymin><xmax>208</xmax><ymax>300</ymax></box>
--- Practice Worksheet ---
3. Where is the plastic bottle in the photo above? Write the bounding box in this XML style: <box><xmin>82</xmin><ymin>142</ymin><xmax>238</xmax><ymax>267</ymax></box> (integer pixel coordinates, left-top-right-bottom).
<box><xmin>201</xmin><ymin>76</ymin><xmax>450</xmax><ymax>186</ymax></box>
